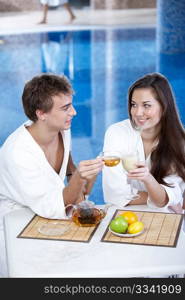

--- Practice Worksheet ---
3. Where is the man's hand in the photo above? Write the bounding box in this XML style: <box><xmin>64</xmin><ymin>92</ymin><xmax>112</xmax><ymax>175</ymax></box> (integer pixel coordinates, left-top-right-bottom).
<box><xmin>77</xmin><ymin>158</ymin><xmax>104</xmax><ymax>180</ymax></box>
<box><xmin>63</xmin><ymin>158</ymin><xmax>104</xmax><ymax>207</ymax></box>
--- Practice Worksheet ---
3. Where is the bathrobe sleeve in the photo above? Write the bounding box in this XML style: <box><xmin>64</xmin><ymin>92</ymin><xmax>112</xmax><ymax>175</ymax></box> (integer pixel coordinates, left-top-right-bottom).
<box><xmin>2</xmin><ymin>147</ymin><xmax>66</xmax><ymax>219</ymax></box>
<box><xmin>147</xmin><ymin>174</ymin><xmax>185</xmax><ymax>211</ymax></box>
<box><xmin>0</xmin><ymin>127</ymin><xmax>72</xmax><ymax>219</ymax></box>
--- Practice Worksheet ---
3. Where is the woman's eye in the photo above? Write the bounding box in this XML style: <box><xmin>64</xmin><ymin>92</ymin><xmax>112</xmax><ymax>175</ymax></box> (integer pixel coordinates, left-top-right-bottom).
<box><xmin>131</xmin><ymin>103</ymin><xmax>136</xmax><ymax>107</ymax></box>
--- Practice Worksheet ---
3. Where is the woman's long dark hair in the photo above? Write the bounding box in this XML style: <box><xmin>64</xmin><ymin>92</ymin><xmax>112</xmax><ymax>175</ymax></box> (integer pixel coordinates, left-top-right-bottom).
<box><xmin>128</xmin><ymin>72</ymin><xmax>185</xmax><ymax>186</ymax></box>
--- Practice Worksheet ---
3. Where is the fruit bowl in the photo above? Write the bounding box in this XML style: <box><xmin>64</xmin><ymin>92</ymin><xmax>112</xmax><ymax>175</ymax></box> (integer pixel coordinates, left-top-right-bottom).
<box><xmin>108</xmin><ymin>211</ymin><xmax>144</xmax><ymax>237</ymax></box>
<box><xmin>109</xmin><ymin>226</ymin><xmax>144</xmax><ymax>237</ymax></box>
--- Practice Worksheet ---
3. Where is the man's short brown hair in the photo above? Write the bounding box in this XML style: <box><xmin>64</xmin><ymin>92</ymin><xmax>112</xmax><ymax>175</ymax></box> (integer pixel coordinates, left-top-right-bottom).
<box><xmin>22</xmin><ymin>73</ymin><xmax>74</xmax><ymax>122</ymax></box>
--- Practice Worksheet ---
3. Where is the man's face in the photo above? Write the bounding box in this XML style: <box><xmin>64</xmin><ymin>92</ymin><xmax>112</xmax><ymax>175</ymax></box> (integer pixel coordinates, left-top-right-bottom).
<box><xmin>44</xmin><ymin>93</ymin><xmax>77</xmax><ymax>131</ymax></box>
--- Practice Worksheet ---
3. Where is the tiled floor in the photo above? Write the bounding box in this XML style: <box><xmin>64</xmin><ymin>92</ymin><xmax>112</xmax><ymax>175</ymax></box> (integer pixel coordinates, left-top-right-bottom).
<box><xmin>0</xmin><ymin>8</ymin><xmax>156</xmax><ymax>35</ymax></box>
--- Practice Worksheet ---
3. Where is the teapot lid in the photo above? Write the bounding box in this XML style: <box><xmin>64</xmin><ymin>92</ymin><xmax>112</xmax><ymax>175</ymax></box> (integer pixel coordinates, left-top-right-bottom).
<box><xmin>78</xmin><ymin>199</ymin><xmax>95</xmax><ymax>209</ymax></box>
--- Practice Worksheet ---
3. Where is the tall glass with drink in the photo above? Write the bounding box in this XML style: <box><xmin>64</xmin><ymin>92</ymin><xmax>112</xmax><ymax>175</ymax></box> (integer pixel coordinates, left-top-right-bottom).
<box><xmin>122</xmin><ymin>151</ymin><xmax>140</xmax><ymax>200</ymax></box>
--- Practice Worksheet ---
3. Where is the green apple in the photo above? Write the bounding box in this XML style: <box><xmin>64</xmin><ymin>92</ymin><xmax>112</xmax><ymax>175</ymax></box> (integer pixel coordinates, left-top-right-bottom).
<box><xmin>109</xmin><ymin>216</ymin><xmax>128</xmax><ymax>233</ymax></box>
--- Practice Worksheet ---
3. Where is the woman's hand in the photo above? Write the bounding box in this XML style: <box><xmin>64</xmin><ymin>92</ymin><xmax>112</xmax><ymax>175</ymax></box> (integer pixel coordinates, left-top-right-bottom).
<box><xmin>127</xmin><ymin>162</ymin><xmax>153</xmax><ymax>183</ymax></box>
<box><xmin>77</xmin><ymin>158</ymin><xmax>104</xmax><ymax>180</ymax></box>
<box><xmin>128</xmin><ymin>163</ymin><xmax>169</xmax><ymax>208</ymax></box>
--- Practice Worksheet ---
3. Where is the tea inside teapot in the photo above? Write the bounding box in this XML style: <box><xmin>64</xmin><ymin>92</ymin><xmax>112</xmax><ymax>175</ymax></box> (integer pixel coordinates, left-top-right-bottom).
<box><xmin>66</xmin><ymin>199</ymin><xmax>107</xmax><ymax>227</ymax></box>
<box><xmin>74</xmin><ymin>199</ymin><xmax>104</xmax><ymax>226</ymax></box>
<box><xmin>66</xmin><ymin>196</ymin><xmax>113</xmax><ymax>227</ymax></box>
<box><xmin>72</xmin><ymin>206</ymin><xmax>105</xmax><ymax>227</ymax></box>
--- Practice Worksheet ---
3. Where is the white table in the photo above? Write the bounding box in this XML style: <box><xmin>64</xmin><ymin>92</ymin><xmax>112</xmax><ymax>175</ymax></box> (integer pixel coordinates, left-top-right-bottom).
<box><xmin>4</xmin><ymin>205</ymin><xmax>185</xmax><ymax>278</ymax></box>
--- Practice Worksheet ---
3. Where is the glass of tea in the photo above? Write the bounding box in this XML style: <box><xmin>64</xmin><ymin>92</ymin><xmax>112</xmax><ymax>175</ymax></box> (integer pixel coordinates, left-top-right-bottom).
<box><xmin>99</xmin><ymin>151</ymin><xmax>121</xmax><ymax>167</ymax></box>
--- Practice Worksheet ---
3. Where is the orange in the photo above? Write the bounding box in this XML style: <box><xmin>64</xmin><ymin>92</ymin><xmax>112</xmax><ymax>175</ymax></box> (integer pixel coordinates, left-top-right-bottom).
<box><xmin>118</xmin><ymin>211</ymin><xmax>138</xmax><ymax>225</ymax></box>
<box><xmin>127</xmin><ymin>221</ymin><xmax>144</xmax><ymax>234</ymax></box>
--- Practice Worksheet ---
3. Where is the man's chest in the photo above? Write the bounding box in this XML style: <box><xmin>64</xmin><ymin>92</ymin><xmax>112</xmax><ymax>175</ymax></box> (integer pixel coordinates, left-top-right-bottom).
<box><xmin>44</xmin><ymin>136</ymin><xmax>64</xmax><ymax>174</ymax></box>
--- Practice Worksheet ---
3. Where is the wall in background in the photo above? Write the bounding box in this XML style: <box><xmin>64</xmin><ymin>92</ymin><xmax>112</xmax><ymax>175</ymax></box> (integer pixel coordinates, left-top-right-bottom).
<box><xmin>0</xmin><ymin>0</ymin><xmax>89</xmax><ymax>11</ymax></box>
<box><xmin>91</xmin><ymin>0</ymin><xmax>156</xmax><ymax>9</ymax></box>
<box><xmin>0</xmin><ymin>0</ymin><xmax>39</xmax><ymax>11</ymax></box>
<box><xmin>0</xmin><ymin>0</ymin><xmax>155</xmax><ymax>12</ymax></box>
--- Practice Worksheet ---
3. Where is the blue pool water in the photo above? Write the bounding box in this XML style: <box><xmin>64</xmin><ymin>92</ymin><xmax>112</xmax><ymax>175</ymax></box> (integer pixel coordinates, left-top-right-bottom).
<box><xmin>0</xmin><ymin>27</ymin><xmax>185</xmax><ymax>204</ymax></box>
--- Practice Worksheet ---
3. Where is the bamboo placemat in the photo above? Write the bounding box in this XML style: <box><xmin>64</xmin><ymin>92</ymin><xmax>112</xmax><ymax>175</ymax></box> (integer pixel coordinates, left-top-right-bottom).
<box><xmin>17</xmin><ymin>215</ymin><xmax>100</xmax><ymax>243</ymax></box>
<box><xmin>101</xmin><ymin>210</ymin><xmax>183</xmax><ymax>247</ymax></box>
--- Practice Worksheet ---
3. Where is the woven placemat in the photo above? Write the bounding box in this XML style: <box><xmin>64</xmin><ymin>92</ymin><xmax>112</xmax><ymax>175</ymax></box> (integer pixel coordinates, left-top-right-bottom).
<box><xmin>17</xmin><ymin>214</ymin><xmax>100</xmax><ymax>243</ymax></box>
<box><xmin>101</xmin><ymin>210</ymin><xmax>183</xmax><ymax>247</ymax></box>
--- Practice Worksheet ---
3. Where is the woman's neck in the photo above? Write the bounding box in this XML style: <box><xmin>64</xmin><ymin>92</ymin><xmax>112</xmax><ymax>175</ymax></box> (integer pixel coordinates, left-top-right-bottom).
<box><xmin>141</xmin><ymin>126</ymin><xmax>161</xmax><ymax>159</ymax></box>
<box><xmin>141</xmin><ymin>124</ymin><xmax>161</xmax><ymax>145</ymax></box>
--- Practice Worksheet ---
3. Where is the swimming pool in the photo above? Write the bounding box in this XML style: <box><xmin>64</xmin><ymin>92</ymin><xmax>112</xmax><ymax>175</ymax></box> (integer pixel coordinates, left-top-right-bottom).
<box><xmin>0</xmin><ymin>27</ymin><xmax>184</xmax><ymax>203</ymax></box>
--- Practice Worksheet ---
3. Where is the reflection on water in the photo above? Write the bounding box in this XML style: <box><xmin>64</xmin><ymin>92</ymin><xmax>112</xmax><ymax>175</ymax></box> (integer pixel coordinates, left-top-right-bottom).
<box><xmin>0</xmin><ymin>27</ymin><xmax>184</xmax><ymax>203</ymax></box>
<box><xmin>41</xmin><ymin>31</ymin><xmax>92</xmax><ymax>138</ymax></box>
<box><xmin>41</xmin><ymin>31</ymin><xmax>73</xmax><ymax>77</ymax></box>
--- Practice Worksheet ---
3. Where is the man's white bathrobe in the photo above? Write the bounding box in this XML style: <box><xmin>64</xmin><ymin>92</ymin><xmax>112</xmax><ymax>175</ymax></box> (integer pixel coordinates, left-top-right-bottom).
<box><xmin>103</xmin><ymin>119</ymin><xmax>185</xmax><ymax>212</ymax></box>
<box><xmin>0</xmin><ymin>121</ymin><xmax>71</xmax><ymax>276</ymax></box>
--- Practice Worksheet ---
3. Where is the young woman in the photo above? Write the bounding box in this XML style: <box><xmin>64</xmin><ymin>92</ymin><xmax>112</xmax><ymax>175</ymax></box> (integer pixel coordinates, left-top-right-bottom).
<box><xmin>103</xmin><ymin>73</ymin><xmax>185</xmax><ymax>212</ymax></box>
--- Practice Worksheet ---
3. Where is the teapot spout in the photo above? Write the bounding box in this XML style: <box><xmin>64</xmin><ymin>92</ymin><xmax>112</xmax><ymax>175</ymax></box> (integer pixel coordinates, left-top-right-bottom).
<box><xmin>99</xmin><ymin>203</ymin><xmax>113</xmax><ymax>219</ymax></box>
<box><xmin>103</xmin><ymin>203</ymin><xmax>114</xmax><ymax>214</ymax></box>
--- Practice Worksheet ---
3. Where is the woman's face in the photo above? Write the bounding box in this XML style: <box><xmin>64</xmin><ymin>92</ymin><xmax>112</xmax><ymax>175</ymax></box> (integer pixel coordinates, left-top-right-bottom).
<box><xmin>130</xmin><ymin>87</ymin><xmax>163</xmax><ymax>132</ymax></box>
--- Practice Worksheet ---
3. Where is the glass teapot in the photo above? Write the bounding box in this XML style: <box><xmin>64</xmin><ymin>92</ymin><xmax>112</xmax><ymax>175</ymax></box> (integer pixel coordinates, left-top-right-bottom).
<box><xmin>65</xmin><ymin>197</ymin><xmax>112</xmax><ymax>227</ymax></box>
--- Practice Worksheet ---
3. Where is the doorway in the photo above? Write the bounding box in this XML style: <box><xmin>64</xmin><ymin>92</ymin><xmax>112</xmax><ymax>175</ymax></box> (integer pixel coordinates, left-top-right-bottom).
<box><xmin>70</xmin><ymin>0</ymin><xmax>90</xmax><ymax>8</ymax></box>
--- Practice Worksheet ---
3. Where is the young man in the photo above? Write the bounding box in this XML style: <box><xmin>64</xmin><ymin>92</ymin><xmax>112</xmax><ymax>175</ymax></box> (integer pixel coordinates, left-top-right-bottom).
<box><xmin>39</xmin><ymin>0</ymin><xmax>76</xmax><ymax>24</ymax></box>
<box><xmin>0</xmin><ymin>74</ymin><xmax>103</xmax><ymax>276</ymax></box>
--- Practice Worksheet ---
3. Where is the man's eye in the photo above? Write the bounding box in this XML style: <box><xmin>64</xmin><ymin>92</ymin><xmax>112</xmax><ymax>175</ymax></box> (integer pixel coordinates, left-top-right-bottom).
<box><xmin>62</xmin><ymin>105</ymin><xmax>70</xmax><ymax>111</ymax></box>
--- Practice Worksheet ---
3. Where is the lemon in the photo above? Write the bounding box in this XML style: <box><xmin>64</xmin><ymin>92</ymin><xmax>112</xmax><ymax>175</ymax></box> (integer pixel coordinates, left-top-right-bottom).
<box><xmin>119</xmin><ymin>211</ymin><xmax>138</xmax><ymax>225</ymax></box>
<box><xmin>127</xmin><ymin>221</ymin><xmax>144</xmax><ymax>234</ymax></box>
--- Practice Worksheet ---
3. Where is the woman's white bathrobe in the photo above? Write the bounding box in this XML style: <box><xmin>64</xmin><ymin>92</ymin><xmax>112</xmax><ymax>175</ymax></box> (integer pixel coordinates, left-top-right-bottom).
<box><xmin>0</xmin><ymin>121</ymin><xmax>71</xmax><ymax>276</ymax></box>
<box><xmin>103</xmin><ymin>119</ymin><xmax>185</xmax><ymax>212</ymax></box>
